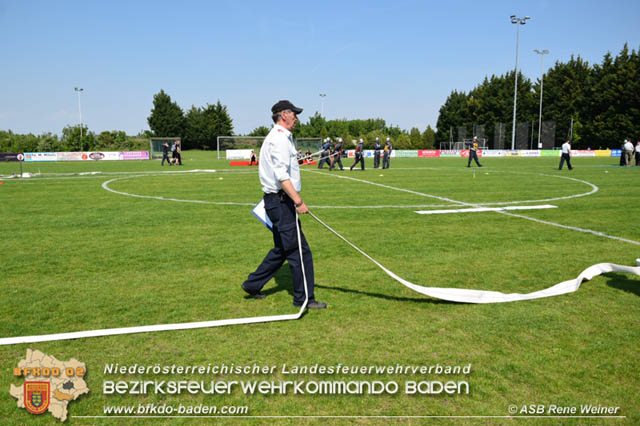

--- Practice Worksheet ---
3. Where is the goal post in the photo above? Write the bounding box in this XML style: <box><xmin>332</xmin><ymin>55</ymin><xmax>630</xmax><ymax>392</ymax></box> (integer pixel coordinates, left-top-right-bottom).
<box><xmin>150</xmin><ymin>137</ymin><xmax>181</xmax><ymax>159</ymax></box>
<box><xmin>216</xmin><ymin>136</ymin><xmax>323</xmax><ymax>159</ymax></box>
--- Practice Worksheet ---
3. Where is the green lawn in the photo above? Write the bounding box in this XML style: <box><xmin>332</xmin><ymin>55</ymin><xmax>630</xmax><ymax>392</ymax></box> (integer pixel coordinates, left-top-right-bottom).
<box><xmin>1</xmin><ymin>152</ymin><xmax>638</xmax><ymax>425</ymax></box>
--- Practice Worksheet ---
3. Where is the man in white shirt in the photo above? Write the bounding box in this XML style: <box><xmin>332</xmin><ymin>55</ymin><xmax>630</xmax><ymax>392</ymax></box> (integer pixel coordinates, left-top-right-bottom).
<box><xmin>241</xmin><ymin>100</ymin><xmax>326</xmax><ymax>309</ymax></box>
<box><xmin>558</xmin><ymin>140</ymin><xmax>573</xmax><ymax>170</ymax></box>
<box><xmin>623</xmin><ymin>139</ymin><xmax>634</xmax><ymax>167</ymax></box>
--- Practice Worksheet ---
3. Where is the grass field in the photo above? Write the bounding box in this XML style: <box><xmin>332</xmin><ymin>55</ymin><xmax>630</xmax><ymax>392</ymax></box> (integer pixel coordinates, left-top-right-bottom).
<box><xmin>1</xmin><ymin>152</ymin><xmax>639</xmax><ymax>425</ymax></box>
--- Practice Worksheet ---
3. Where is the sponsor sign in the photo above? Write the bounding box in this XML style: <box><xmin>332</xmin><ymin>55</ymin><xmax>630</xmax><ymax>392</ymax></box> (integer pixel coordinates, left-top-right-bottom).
<box><xmin>439</xmin><ymin>150</ymin><xmax>461</xmax><ymax>157</ymax></box>
<box><xmin>540</xmin><ymin>150</ymin><xmax>560</xmax><ymax>157</ymax></box>
<box><xmin>519</xmin><ymin>150</ymin><xmax>541</xmax><ymax>157</ymax></box>
<box><xmin>611</xmin><ymin>149</ymin><xmax>621</xmax><ymax>157</ymax></box>
<box><xmin>481</xmin><ymin>150</ymin><xmax>508</xmax><ymax>157</ymax></box>
<box><xmin>571</xmin><ymin>150</ymin><xmax>595</xmax><ymax>157</ymax></box>
<box><xmin>418</xmin><ymin>150</ymin><xmax>440</xmax><ymax>158</ymax></box>
<box><xmin>594</xmin><ymin>150</ymin><xmax>611</xmax><ymax>157</ymax></box>
<box><xmin>119</xmin><ymin>151</ymin><xmax>149</xmax><ymax>160</ymax></box>
<box><xmin>394</xmin><ymin>150</ymin><xmax>417</xmax><ymax>158</ymax></box>
<box><xmin>0</xmin><ymin>153</ymin><xmax>21</xmax><ymax>161</ymax></box>
<box><xmin>226</xmin><ymin>149</ymin><xmax>255</xmax><ymax>160</ymax></box>
<box><xmin>24</xmin><ymin>152</ymin><xmax>57</xmax><ymax>162</ymax></box>
<box><xmin>23</xmin><ymin>152</ymin><xmax>150</xmax><ymax>162</ymax></box>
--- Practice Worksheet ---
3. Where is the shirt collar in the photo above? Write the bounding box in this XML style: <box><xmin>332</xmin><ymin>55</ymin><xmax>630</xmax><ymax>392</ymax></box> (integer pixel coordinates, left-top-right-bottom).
<box><xmin>274</xmin><ymin>124</ymin><xmax>292</xmax><ymax>138</ymax></box>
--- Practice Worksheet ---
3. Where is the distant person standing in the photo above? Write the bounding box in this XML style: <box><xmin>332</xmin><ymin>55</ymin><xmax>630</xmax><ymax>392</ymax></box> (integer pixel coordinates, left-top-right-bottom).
<box><xmin>318</xmin><ymin>138</ymin><xmax>332</xmax><ymax>169</ymax></box>
<box><xmin>635</xmin><ymin>141</ymin><xmax>640</xmax><ymax>166</ymax></box>
<box><xmin>249</xmin><ymin>150</ymin><xmax>258</xmax><ymax>166</ymax></box>
<box><xmin>350</xmin><ymin>138</ymin><xmax>365</xmax><ymax>171</ymax></box>
<box><xmin>623</xmin><ymin>139</ymin><xmax>634</xmax><ymax>167</ymax></box>
<box><xmin>467</xmin><ymin>136</ymin><xmax>483</xmax><ymax>168</ymax></box>
<box><xmin>558</xmin><ymin>140</ymin><xmax>573</xmax><ymax>170</ymax></box>
<box><xmin>330</xmin><ymin>138</ymin><xmax>344</xmax><ymax>171</ymax></box>
<box><xmin>382</xmin><ymin>137</ymin><xmax>392</xmax><ymax>169</ymax></box>
<box><xmin>161</xmin><ymin>141</ymin><xmax>171</xmax><ymax>166</ymax></box>
<box><xmin>373</xmin><ymin>137</ymin><xmax>382</xmax><ymax>168</ymax></box>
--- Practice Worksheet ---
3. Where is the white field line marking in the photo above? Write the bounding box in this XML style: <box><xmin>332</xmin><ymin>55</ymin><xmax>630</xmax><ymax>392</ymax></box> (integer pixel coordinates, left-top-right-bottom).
<box><xmin>415</xmin><ymin>205</ymin><xmax>557</xmax><ymax>215</ymax></box>
<box><xmin>308</xmin><ymin>170</ymin><xmax>640</xmax><ymax>246</ymax></box>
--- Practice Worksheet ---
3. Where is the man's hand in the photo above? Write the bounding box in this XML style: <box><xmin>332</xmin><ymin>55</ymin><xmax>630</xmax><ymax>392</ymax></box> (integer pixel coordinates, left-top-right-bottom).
<box><xmin>295</xmin><ymin>201</ymin><xmax>309</xmax><ymax>214</ymax></box>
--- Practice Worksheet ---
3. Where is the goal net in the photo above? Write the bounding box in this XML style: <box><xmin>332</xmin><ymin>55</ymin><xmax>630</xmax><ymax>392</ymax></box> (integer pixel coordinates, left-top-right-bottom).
<box><xmin>439</xmin><ymin>138</ymin><xmax>487</xmax><ymax>151</ymax></box>
<box><xmin>150</xmin><ymin>137</ymin><xmax>181</xmax><ymax>159</ymax></box>
<box><xmin>216</xmin><ymin>136</ymin><xmax>323</xmax><ymax>159</ymax></box>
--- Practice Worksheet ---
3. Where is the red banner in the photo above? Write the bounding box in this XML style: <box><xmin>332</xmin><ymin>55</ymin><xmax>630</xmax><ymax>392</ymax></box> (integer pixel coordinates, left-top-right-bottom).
<box><xmin>417</xmin><ymin>150</ymin><xmax>440</xmax><ymax>158</ymax></box>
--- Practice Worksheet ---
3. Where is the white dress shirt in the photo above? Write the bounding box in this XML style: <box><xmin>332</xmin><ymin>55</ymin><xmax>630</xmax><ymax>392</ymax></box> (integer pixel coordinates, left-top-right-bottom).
<box><xmin>624</xmin><ymin>141</ymin><xmax>634</xmax><ymax>152</ymax></box>
<box><xmin>561</xmin><ymin>142</ymin><xmax>571</xmax><ymax>154</ymax></box>
<box><xmin>259</xmin><ymin>124</ymin><xmax>301</xmax><ymax>194</ymax></box>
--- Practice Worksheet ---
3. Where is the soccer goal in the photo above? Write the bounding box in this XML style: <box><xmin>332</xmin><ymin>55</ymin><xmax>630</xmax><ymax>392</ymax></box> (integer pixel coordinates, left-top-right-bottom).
<box><xmin>150</xmin><ymin>137</ymin><xmax>181</xmax><ymax>159</ymax></box>
<box><xmin>216</xmin><ymin>136</ymin><xmax>323</xmax><ymax>159</ymax></box>
<box><xmin>439</xmin><ymin>138</ymin><xmax>487</xmax><ymax>151</ymax></box>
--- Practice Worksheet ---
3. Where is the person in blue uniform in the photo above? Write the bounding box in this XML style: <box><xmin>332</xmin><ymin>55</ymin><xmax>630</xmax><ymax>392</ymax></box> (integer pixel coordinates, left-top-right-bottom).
<box><xmin>241</xmin><ymin>100</ymin><xmax>327</xmax><ymax>309</ymax></box>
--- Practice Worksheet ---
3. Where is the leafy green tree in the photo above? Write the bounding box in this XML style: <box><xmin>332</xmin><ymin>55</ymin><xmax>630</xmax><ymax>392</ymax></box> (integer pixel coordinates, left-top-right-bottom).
<box><xmin>147</xmin><ymin>90</ymin><xmax>185</xmax><ymax>138</ymax></box>
<box><xmin>409</xmin><ymin>127</ymin><xmax>422</xmax><ymax>148</ymax></box>
<box><xmin>183</xmin><ymin>106</ymin><xmax>207</xmax><ymax>150</ymax></box>
<box><xmin>249</xmin><ymin>126</ymin><xmax>270</xmax><ymax>136</ymax></box>
<box><xmin>422</xmin><ymin>125</ymin><xmax>436</xmax><ymax>149</ymax></box>
<box><xmin>61</xmin><ymin>125</ymin><xmax>95</xmax><ymax>151</ymax></box>
<box><xmin>539</xmin><ymin>55</ymin><xmax>592</xmax><ymax>147</ymax></box>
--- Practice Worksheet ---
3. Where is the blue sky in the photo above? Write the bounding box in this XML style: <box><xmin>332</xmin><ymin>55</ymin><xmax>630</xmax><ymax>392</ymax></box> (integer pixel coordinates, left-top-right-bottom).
<box><xmin>1</xmin><ymin>0</ymin><xmax>638</xmax><ymax>136</ymax></box>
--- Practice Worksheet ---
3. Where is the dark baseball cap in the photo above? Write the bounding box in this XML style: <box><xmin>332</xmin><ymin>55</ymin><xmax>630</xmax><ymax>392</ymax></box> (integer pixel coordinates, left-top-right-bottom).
<box><xmin>271</xmin><ymin>100</ymin><xmax>303</xmax><ymax>115</ymax></box>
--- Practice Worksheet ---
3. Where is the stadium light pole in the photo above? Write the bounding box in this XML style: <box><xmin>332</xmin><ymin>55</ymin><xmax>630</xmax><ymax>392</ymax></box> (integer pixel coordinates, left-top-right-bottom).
<box><xmin>534</xmin><ymin>49</ymin><xmax>549</xmax><ymax>149</ymax></box>
<box><xmin>74</xmin><ymin>87</ymin><xmax>84</xmax><ymax>144</ymax></box>
<box><xmin>319</xmin><ymin>93</ymin><xmax>327</xmax><ymax>117</ymax></box>
<box><xmin>510</xmin><ymin>15</ymin><xmax>530</xmax><ymax>151</ymax></box>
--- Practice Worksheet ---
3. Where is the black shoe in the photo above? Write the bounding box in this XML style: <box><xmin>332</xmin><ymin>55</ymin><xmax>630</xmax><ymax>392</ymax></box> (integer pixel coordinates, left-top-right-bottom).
<box><xmin>294</xmin><ymin>300</ymin><xmax>327</xmax><ymax>309</ymax></box>
<box><xmin>242</xmin><ymin>283</ymin><xmax>266</xmax><ymax>299</ymax></box>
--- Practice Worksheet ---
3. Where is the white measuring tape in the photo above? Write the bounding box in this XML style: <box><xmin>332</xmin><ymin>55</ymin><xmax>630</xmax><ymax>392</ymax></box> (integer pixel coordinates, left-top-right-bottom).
<box><xmin>1</xmin><ymin>211</ymin><xmax>638</xmax><ymax>346</ymax></box>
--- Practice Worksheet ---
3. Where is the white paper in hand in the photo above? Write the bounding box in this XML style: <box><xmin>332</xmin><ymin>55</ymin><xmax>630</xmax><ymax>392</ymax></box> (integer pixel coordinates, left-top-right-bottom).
<box><xmin>251</xmin><ymin>199</ymin><xmax>273</xmax><ymax>230</ymax></box>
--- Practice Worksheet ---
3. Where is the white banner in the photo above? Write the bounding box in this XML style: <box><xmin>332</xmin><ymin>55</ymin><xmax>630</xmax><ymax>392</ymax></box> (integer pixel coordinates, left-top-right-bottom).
<box><xmin>227</xmin><ymin>149</ymin><xmax>254</xmax><ymax>160</ymax></box>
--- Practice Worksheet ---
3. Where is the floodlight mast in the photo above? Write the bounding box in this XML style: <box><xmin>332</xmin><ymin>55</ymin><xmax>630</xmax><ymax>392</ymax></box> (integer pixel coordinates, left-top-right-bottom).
<box><xmin>534</xmin><ymin>49</ymin><xmax>549</xmax><ymax>149</ymax></box>
<box><xmin>74</xmin><ymin>87</ymin><xmax>84</xmax><ymax>144</ymax></box>
<box><xmin>510</xmin><ymin>15</ymin><xmax>530</xmax><ymax>151</ymax></box>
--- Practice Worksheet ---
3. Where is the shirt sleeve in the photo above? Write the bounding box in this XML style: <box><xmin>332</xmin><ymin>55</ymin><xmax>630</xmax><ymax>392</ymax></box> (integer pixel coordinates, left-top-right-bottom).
<box><xmin>270</xmin><ymin>133</ymin><xmax>292</xmax><ymax>183</ymax></box>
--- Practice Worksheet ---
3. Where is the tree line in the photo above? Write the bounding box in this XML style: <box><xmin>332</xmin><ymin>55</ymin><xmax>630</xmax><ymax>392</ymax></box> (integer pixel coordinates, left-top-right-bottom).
<box><xmin>250</xmin><ymin>113</ymin><xmax>437</xmax><ymax>150</ymax></box>
<box><xmin>436</xmin><ymin>43</ymin><xmax>640</xmax><ymax>149</ymax></box>
<box><xmin>2</xmin><ymin>43</ymin><xmax>636</xmax><ymax>153</ymax></box>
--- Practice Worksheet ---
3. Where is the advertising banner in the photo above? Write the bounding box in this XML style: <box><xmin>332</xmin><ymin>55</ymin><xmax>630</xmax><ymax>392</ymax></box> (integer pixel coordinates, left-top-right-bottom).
<box><xmin>119</xmin><ymin>151</ymin><xmax>149</xmax><ymax>160</ymax></box>
<box><xmin>594</xmin><ymin>150</ymin><xmax>612</xmax><ymax>157</ymax></box>
<box><xmin>519</xmin><ymin>150</ymin><xmax>541</xmax><ymax>157</ymax></box>
<box><xmin>394</xmin><ymin>150</ymin><xmax>417</xmax><ymax>158</ymax></box>
<box><xmin>226</xmin><ymin>149</ymin><xmax>254</xmax><ymax>160</ymax></box>
<box><xmin>481</xmin><ymin>150</ymin><xmax>508</xmax><ymax>158</ymax></box>
<box><xmin>0</xmin><ymin>153</ymin><xmax>21</xmax><ymax>161</ymax></box>
<box><xmin>418</xmin><ymin>150</ymin><xmax>440</xmax><ymax>158</ymax></box>
<box><xmin>540</xmin><ymin>150</ymin><xmax>560</xmax><ymax>157</ymax></box>
<box><xmin>439</xmin><ymin>150</ymin><xmax>461</xmax><ymax>157</ymax></box>
<box><xmin>25</xmin><ymin>151</ymin><xmax>151</xmax><ymax>162</ymax></box>
<box><xmin>460</xmin><ymin>150</ymin><xmax>483</xmax><ymax>158</ymax></box>
<box><xmin>572</xmin><ymin>150</ymin><xmax>595</xmax><ymax>157</ymax></box>
<box><xmin>24</xmin><ymin>152</ymin><xmax>57</xmax><ymax>162</ymax></box>
<box><xmin>611</xmin><ymin>149</ymin><xmax>621</xmax><ymax>157</ymax></box>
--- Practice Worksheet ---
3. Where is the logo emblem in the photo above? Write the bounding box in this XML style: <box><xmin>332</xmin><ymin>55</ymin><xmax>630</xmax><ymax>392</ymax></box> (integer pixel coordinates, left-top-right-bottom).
<box><xmin>24</xmin><ymin>382</ymin><xmax>50</xmax><ymax>415</ymax></box>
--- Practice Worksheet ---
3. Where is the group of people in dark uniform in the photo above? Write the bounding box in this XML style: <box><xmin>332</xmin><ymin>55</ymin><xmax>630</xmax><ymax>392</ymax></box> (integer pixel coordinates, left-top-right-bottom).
<box><xmin>348</xmin><ymin>137</ymin><xmax>393</xmax><ymax>171</ymax></box>
<box><xmin>316</xmin><ymin>137</ymin><xmax>346</xmax><ymax>171</ymax></box>
<box><xmin>161</xmin><ymin>140</ymin><xmax>182</xmax><ymax>166</ymax></box>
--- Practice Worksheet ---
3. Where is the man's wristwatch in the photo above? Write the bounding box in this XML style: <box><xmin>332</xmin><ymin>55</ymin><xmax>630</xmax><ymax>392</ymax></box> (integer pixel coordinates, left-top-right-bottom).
<box><xmin>295</xmin><ymin>200</ymin><xmax>304</xmax><ymax>208</ymax></box>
